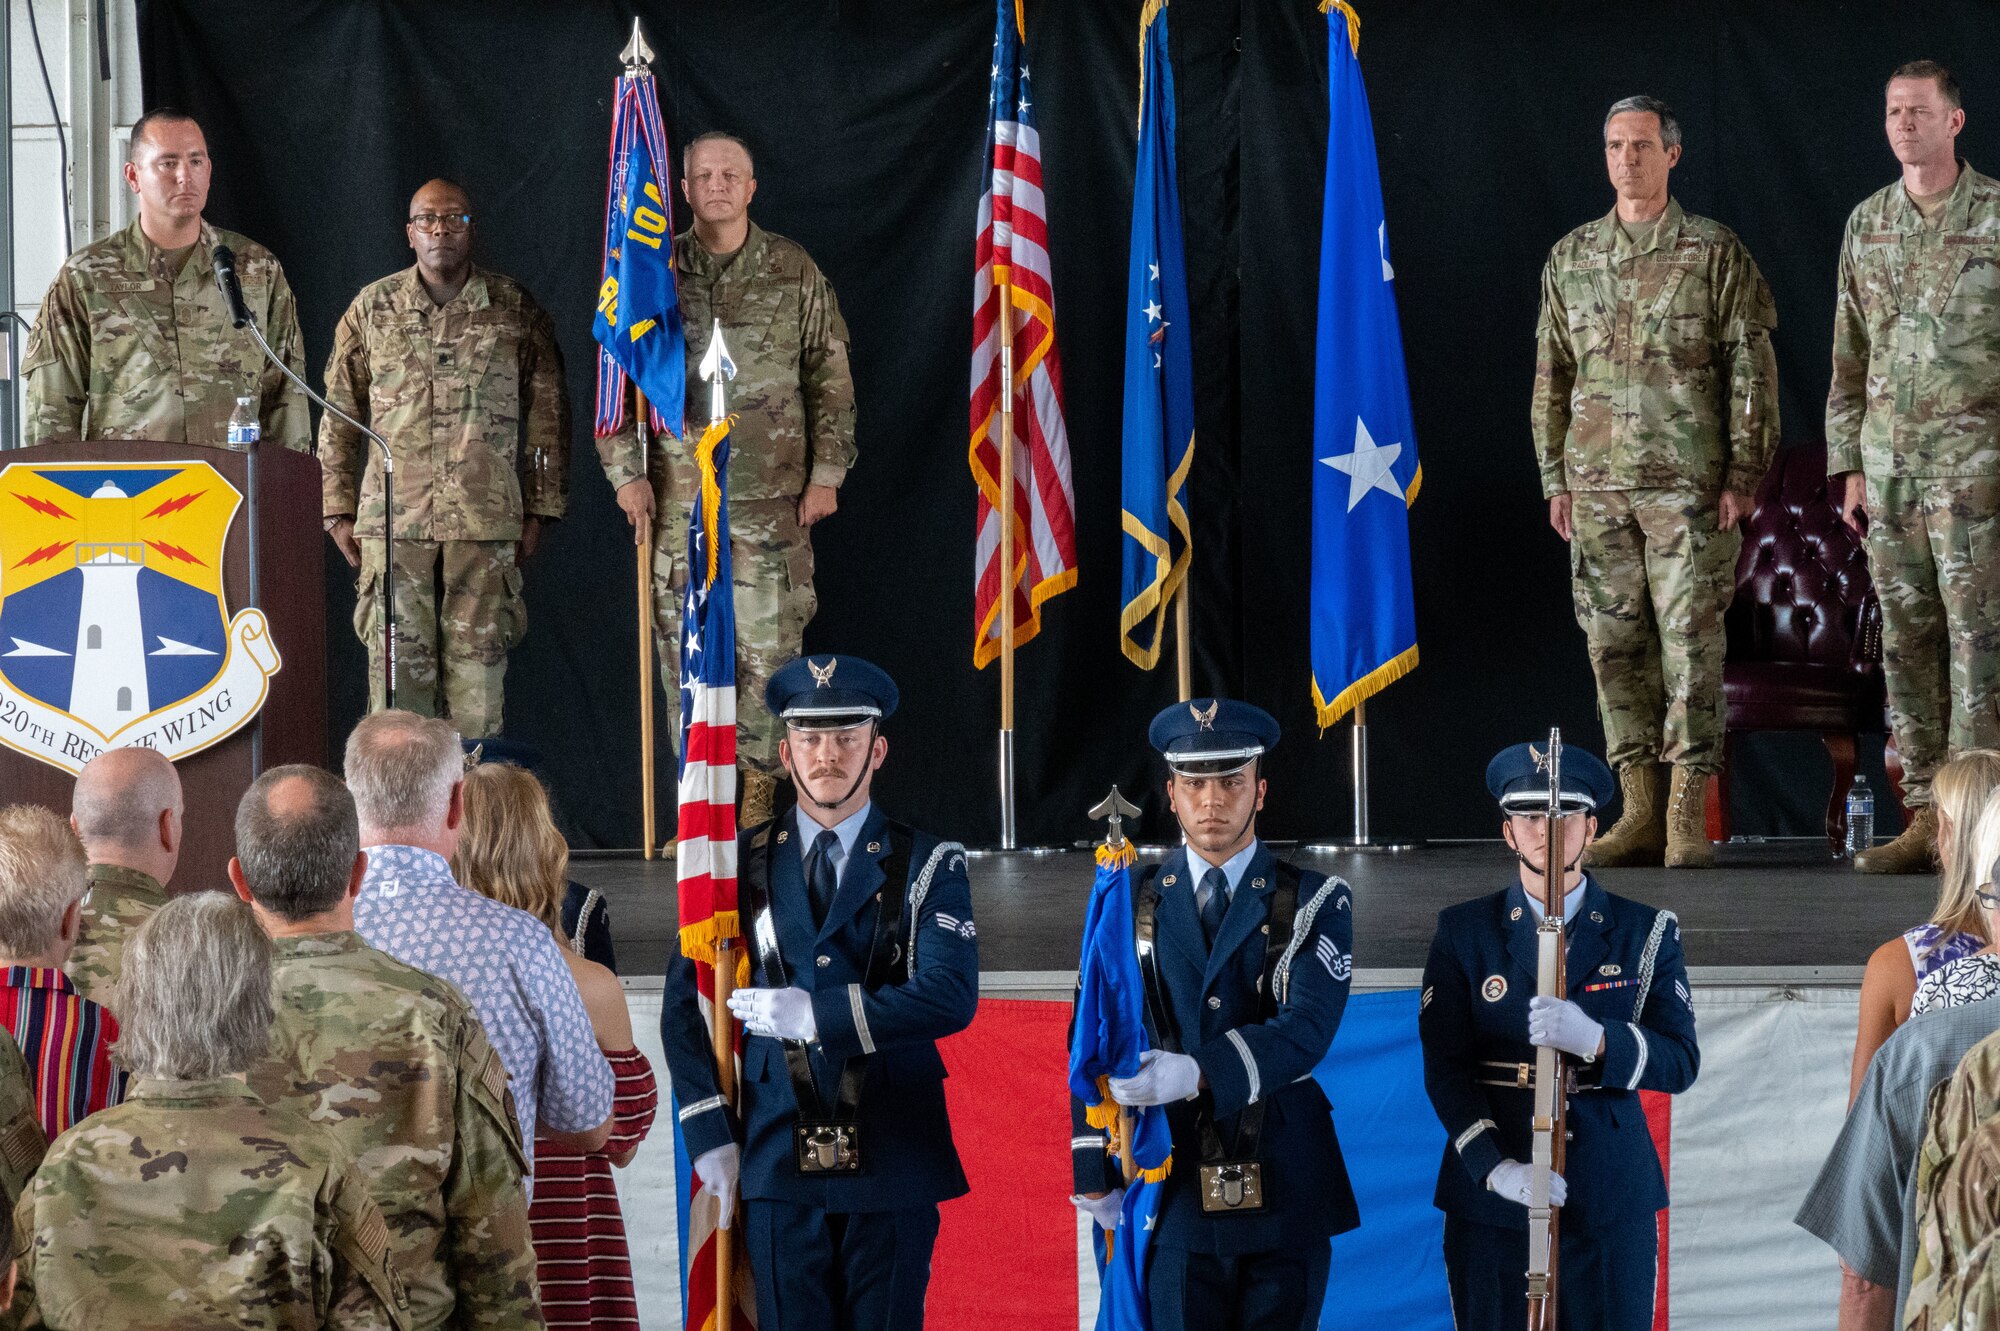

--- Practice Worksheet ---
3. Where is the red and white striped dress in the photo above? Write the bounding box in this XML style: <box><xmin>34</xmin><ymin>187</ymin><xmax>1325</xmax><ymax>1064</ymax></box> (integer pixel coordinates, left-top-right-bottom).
<box><xmin>528</xmin><ymin>1047</ymin><xmax>658</xmax><ymax>1329</ymax></box>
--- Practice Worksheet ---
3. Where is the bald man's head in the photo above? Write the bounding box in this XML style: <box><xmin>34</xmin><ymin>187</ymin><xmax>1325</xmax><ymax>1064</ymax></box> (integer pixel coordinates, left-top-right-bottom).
<box><xmin>406</xmin><ymin>178</ymin><xmax>474</xmax><ymax>285</ymax></box>
<box><xmin>72</xmin><ymin>748</ymin><xmax>182</xmax><ymax>849</ymax></box>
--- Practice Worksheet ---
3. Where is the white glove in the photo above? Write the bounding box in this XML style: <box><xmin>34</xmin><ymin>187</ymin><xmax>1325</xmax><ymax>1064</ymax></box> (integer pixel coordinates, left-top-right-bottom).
<box><xmin>1071</xmin><ymin>1189</ymin><xmax>1126</xmax><ymax>1231</ymax></box>
<box><xmin>728</xmin><ymin>986</ymin><xmax>818</xmax><ymax>1041</ymax></box>
<box><xmin>693</xmin><ymin>1142</ymin><xmax>741</xmax><ymax>1229</ymax></box>
<box><xmin>1527</xmin><ymin>996</ymin><xmax>1604</xmax><ymax>1061</ymax></box>
<box><xmin>1486</xmin><ymin>1158</ymin><xmax>1567</xmax><ymax>1209</ymax></box>
<box><xmin>1107</xmin><ymin>1049</ymin><xmax>1203</xmax><ymax>1106</ymax></box>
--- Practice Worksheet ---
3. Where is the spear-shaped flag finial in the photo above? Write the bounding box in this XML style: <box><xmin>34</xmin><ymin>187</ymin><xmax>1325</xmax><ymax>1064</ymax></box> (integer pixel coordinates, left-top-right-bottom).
<box><xmin>1088</xmin><ymin>786</ymin><xmax>1142</xmax><ymax>852</ymax></box>
<box><xmin>619</xmin><ymin>18</ymin><xmax>655</xmax><ymax>74</ymax></box>
<box><xmin>699</xmin><ymin>319</ymin><xmax>737</xmax><ymax>424</ymax></box>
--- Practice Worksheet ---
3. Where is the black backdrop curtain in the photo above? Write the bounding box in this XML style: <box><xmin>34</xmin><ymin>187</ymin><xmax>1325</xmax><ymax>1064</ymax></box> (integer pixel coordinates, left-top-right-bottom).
<box><xmin>133</xmin><ymin>1</ymin><xmax>2000</xmax><ymax>848</ymax></box>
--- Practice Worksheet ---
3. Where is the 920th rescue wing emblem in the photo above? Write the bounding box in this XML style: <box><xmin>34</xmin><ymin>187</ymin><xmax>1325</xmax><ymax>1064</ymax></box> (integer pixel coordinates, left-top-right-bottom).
<box><xmin>0</xmin><ymin>461</ymin><xmax>281</xmax><ymax>773</ymax></box>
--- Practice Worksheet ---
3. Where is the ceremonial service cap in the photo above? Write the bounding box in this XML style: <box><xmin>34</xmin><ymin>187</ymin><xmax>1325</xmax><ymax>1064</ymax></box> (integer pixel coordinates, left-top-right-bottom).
<box><xmin>766</xmin><ymin>654</ymin><xmax>899</xmax><ymax>730</ymax></box>
<box><xmin>1485</xmin><ymin>741</ymin><xmax>1615</xmax><ymax>814</ymax></box>
<box><xmin>1148</xmin><ymin>698</ymin><xmax>1280</xmax><ymax>776</ymax></box>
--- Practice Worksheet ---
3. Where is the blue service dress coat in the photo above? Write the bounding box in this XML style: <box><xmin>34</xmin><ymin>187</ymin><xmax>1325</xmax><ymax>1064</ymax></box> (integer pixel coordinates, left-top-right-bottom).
<box><xmin>1418</xmin><ymin>876</ymin><xmax>1699</xmax><ymax>1233</ymax></box>
<box><xmin>1071</xmin><ymin>844</ymin><xmax>1361</xmax><ymax>1255</ymax></box>
<box><xmin>661</xmin><ymin>805</ymin><xmax>980</xmax><ymax>1212</ymax></box>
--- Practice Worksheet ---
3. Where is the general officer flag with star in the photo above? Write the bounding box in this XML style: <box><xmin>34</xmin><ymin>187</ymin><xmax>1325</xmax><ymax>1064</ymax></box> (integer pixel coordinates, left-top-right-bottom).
<box><xmin>1310</xmin><ymin>1</ymin><xmax>1420</xmax><ymax>727</ymax></box>
<box><xmin>1118</xmin><ymin>0</ymin><xmax>1197</xmax><ymax>672</ymax></box>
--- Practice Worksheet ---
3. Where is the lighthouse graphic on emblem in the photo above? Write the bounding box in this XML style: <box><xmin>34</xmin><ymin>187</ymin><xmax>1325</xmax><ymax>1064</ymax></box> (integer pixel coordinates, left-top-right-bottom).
<box><xmin>67</xmin><ymin>479</ymin><xmax>150</xmax><ymax>731</ymax></box>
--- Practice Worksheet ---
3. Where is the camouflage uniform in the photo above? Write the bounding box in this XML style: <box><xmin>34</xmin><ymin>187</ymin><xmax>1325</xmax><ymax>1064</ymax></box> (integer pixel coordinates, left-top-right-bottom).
<box><xmin>64</xmin><ymin>862</ymin><xmax>166</xmax><ymax>1015</ymax></box>
<box><xmin>11</xmin><ymin>1076</ymin><xmax>411</xmax><ymax>1330</ymax></box>
<box><xmin>1905</xmin><ymin>1029</ymin><xmax>2000</xmax><ymax>1328</ymax></box>
<box><xmin>320</xmin><ymin>266</ymin><xmax>570</xmax><ymax>740</ymax></box>
<box><xmin>1533</xmin><ymin>200</ymin><xmax>1780</xmax><ymax>771</ymax></box>
<box><xmin>596</xmin><ymin>222</ymin><xmax>856</xmax><ymax>775</ymax></box>
<box><xmin>1826</xmin><ymin>163</ymin><xmax>2000</xmax><ymax>808</ymax></box>
<box><xmin>22</xmin><ymin>219</ymin><xmax>310</xmax><ymax>449</ymax></box>
<box><xmin>0</xmin><ymin>1031</ymin><xmax>46</xmax><ymax>1214</ymax></box>
<box><xmin>244</xmin><ymin>932</ymin><xmax>540</xmax><ymax>1331</ymax></box>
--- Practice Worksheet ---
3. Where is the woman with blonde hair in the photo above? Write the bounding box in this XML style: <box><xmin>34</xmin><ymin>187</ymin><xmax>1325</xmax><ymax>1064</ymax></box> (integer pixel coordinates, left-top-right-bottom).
<box><xmin>1849</xmin><ymin>750</ymin><xmax>2000</xmax><ymax>1100</ymax></box>
<box><xmin>455</xmin><ymin>762</ymin><xmax>657</xmax><ymax>1331</ymax></box>
<box><xmin>1911</xmin><ymin>787</ymin><xmax>2000</xmax><ymax>1013</ymax></box>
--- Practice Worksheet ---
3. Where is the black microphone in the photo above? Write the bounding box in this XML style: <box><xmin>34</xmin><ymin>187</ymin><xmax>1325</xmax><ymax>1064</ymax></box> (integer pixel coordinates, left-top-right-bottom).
<box><xmin>211</xmin><ymin>245</ymin><xmax>252</xmax><ymax>329</ymax></box>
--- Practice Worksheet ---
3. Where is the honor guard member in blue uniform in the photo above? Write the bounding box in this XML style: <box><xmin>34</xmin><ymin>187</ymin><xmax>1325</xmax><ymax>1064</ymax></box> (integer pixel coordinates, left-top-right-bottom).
<box><xmin>659</xmin><ymin>654</ymin><xmax>979</xmax><ymax>1331</ymax></box>
<box><xmin>1073</xmin><ymin>699</ymin><xmax>1359</xmax><ymax>1331</ymax></box>
<box><xmin>1419</xmin><ymin>743</ymin><xmax>1700</xmax><ymax>1329</ymax></box>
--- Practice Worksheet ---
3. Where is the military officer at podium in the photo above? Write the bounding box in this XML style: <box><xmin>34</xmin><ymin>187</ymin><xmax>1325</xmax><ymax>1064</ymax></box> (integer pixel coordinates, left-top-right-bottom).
<box><xmin>657</xmin><ymin>654</ymin><xmax>977</xmax><ymax>1331</ymax></box>
<box><xmin>23</xmin><ymin>108</ymin><xmax>310</xmax><ymax>450</ymax></box>
<box><xmin>1075</xmin><ymin>699</ymin><xmax>1358</xmax><ymax>1331</ymax></box>
<box><xmin>1419</xmin><ymin>742</ymin><xmax>1701</xmax><ymax>1330</ymax></box>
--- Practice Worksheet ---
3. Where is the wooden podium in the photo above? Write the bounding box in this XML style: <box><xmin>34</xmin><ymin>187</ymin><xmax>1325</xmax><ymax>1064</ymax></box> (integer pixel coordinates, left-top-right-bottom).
<box><xmin>0</xmin><ymin>440</ymin><xmax>326</xmax><ymax>895</ymax></box>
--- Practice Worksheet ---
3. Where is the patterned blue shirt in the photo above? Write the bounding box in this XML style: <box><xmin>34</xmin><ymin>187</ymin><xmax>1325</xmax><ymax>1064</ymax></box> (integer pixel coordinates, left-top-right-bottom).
<box><xmin>354</xmin><ymin>845</ymin><xmax>613</xmax><ymax>1179</ymax></box>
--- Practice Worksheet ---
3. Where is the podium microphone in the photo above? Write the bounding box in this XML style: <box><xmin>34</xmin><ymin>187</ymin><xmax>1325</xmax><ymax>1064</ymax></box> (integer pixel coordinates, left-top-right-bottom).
<box><xmin>213</xmin><ymin>245</ymin><xmax>402</xmax><ymax>710</ymax></box>
<box><xmin>211</xmin><ymin>245</ymin><xmax>253</xmax><ymax>329</ymax></box>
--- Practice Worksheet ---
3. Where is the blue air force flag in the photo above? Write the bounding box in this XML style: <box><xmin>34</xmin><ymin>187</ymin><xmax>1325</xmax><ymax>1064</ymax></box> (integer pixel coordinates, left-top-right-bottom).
<box><xmin>1309</xmin><ymin>2</ymin><xmax>1420</xmax><ymax>727</ymax></box>
<box><xmin>1118</xmin><ymin>1</ymin><xmax>1197</xmax><ymax>672</ymax></box>
<box><xmin>1068</xmin><ymin>846</ymin><xmax>1171</xmax><ymax>1330</ymax></box>
<box><xmin>593</xmin><ymin>72</ymin><xmax>686</xmax><ymax>440</ymax></box>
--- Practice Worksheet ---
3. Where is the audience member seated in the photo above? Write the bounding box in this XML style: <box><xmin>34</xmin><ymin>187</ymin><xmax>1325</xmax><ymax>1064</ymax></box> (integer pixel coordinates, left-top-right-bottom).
<box><xmin>0</xmin><ymin>807</ymin><xmax>125</xmax><ymax>1135</ymax></box>
<box><xmin>228</xmin><ymin>764</ymin><xmax>545</xmax><ymax>1331</ymax></box>
<box><xmin>342</xmin><ymin>711</ymin><xmax>613</xmax><ymax>1182</ymax></box>
<box><xmin>64</xmin><ymin>747</ymin><xmax>180</xmax><ymax>1014</ymax></box>
<box><xmin>1913</xmin><ymin>819</ymin><xmax>2000</xmax><ymax>1013</ymax></box>
<box><xmin>1850</xmin><ymin>751</ymin><xmax>2000</xmax><ymax>1098</ymax></box>
<box><xmin>456</xmin><ymin>762</ymin><xmax>656</xmax><ymax>1331</ymax></box>
<box><xmin>1904</xmin><ymin>789</ymin><xmax>2000</xmax><ymax>1328</ymax></box>
<box><xmin>1800</xmin><ymin>783</ymin><xmax>2000</xmax><ymax>1331</ymax></box>
<box><xmin>11</xmin><ymin>894</ymin><xmax>406</xmax><ymax>1329</ymax></box>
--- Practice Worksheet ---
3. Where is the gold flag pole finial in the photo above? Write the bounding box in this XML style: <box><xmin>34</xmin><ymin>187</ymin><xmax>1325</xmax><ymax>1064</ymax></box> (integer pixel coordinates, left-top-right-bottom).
<box><xmin>619</xmin><ymin>18</ymin><xmax>656</xmax><ymax>73</ymax></box>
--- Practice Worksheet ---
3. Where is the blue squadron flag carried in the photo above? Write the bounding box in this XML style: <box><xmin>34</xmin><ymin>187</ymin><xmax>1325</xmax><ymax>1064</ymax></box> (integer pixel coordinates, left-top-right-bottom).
<box><xmin>1119</xmin><ymin>0</ymin><xmax>1198</xmax><ymax>671</ymax></box>
<box><xmin>1309</xmin><ymin>0</ymin><xmax>1421</xmax><ymax>726</ymax></box>
<box><xmin>1069</xmin><ymin>835</ymin><xmax>1173</xmax><ymax>1330</ymax></box>
<box><xmin>593</xmin><ymin>52</ymin><xmax>686</xmax><ymax>440</ymax></box>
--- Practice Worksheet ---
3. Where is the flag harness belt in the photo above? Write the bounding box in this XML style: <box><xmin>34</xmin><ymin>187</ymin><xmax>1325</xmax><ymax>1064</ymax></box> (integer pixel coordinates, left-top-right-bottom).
<box><xmin>744</xmin><ymin>812</ymin><xmax>913</xmax><ymax>1175</ymax></box>
<box><xmin>1133</xmin><ymin>860</ymin><xmax>1301</xmax><ymax>1214</ymax></box>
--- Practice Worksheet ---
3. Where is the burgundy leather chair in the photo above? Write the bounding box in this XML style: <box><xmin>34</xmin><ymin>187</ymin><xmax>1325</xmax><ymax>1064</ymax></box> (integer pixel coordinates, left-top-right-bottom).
<box><xmin>1705</xmin><ymin>441</ymin><xmax>1893</xmax><ymax>851</ymax></box>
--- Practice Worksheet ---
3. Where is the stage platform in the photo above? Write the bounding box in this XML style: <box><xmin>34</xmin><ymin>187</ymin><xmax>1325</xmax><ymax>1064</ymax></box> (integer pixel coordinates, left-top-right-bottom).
<box><xmin>573</xmin><ymin>839</ymin><xmax>1914</xmax><ymax>981</ymax></box>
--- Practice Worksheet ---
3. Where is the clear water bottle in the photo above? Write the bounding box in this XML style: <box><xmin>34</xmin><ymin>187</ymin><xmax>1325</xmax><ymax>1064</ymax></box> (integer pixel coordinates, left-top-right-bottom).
<box><xmin>1846</xmin><ymin>777</ymin><xmax>1876</xmax><ymax>860</ymax></box>
<box><xmin>226</xmin><ymin>396</ymin><xmax>260</xmax><ymax>448</ymax></box>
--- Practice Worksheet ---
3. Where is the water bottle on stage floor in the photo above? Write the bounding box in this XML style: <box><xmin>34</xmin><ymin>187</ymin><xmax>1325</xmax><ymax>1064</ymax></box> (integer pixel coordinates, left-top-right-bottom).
<box><xmin>1846</xmin><ymin>778</ymin><xmax>1875</xmax><ymax>860</ymax></box>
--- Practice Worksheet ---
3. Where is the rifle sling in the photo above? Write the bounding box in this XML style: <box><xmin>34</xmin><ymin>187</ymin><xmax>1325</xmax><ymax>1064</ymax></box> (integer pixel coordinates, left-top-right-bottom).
<box><xmin>743</xmin><ymin>811</ymin><xmax>912</xmax><ymax>1122</ymax></box>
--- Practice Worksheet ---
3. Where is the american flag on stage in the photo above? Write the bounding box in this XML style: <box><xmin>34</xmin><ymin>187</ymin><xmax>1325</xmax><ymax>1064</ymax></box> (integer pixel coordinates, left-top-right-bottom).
<box><xmin>969</xmin><ymin>0</ymin><xmax>1077</xmax><ymax>669</ymax></box>
<box><xmin>673</xmin><ymin>416</ymin><xmax>746</xmax><ymax>1331</ymax></box>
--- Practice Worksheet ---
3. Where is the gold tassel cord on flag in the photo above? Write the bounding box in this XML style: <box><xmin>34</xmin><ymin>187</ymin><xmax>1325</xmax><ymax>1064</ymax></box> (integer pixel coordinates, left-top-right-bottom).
<box><xmin>692</xmin><ymin>416</ymin><xmax>735</xmax><ymax>589</ymax></box>
<box><xmin>678</xmin><ymin>912</ymin><xmax>753</xmax><ymax>989</ymax></box>
<box><xmin>1088</xmin><ymin>1074</ymin><xmax>1174</xmax><ymax>1184</ymax></box>
<box><xmin>1084</xmin><ymin>832</ymin><xmax>1173</xmax><ymax>1184</ymax></box>
<box><xmin>1320</xmin><ymin>0</ymin><xmax>1361</xmax><ymax>55</ymax></box>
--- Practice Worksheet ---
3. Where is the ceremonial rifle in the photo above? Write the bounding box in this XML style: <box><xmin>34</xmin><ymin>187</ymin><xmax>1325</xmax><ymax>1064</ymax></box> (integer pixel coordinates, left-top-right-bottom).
<box><xmin>1089</xmin><ymin>785</ymin><xmax>1143</xmax><ymax>1187</ymax></box>
<box><xmin>1526</xmin><ymin>728</ymin><xmax>1568</xmax><ymax>1331</ymax></box>
<box><xmin>700</xmin><ymin>314</ymin><xmax>741</xmax><ymax>1321</ymax></box>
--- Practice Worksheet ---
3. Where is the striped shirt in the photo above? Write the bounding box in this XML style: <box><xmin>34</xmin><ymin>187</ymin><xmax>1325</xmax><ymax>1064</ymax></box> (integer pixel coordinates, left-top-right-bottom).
<box><xmin>0</xmin><ymin>966</ymin><xmax>126</xmax><ymax>1137</ymax></box>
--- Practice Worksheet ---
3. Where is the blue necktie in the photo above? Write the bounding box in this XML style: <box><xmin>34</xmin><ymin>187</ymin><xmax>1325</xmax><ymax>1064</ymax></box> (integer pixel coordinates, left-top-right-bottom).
<box><xmin>806</xmin><ymin>829</ymin><xmax>840</xmax><ymax>928</ymax></box>
<box><xmin>1198</xmin><ymin>866</ymin><xmax>1230</xmax><ymax>951</ymax></box>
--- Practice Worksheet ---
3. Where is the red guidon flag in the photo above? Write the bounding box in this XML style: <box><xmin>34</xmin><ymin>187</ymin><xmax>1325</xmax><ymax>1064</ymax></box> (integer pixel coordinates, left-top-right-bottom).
<box><xmin>969</xmin><ymin>0</ymin><xmax>1078</xmax><ymax>668</ymax></box>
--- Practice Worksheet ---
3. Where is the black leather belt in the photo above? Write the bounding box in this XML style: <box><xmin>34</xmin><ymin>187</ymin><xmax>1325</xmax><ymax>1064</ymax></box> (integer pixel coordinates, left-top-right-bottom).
<box><xmin>1474</xmin><ymin>1059</ymin><xmax>1600</xmax><ymax>1093</ymax></box>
